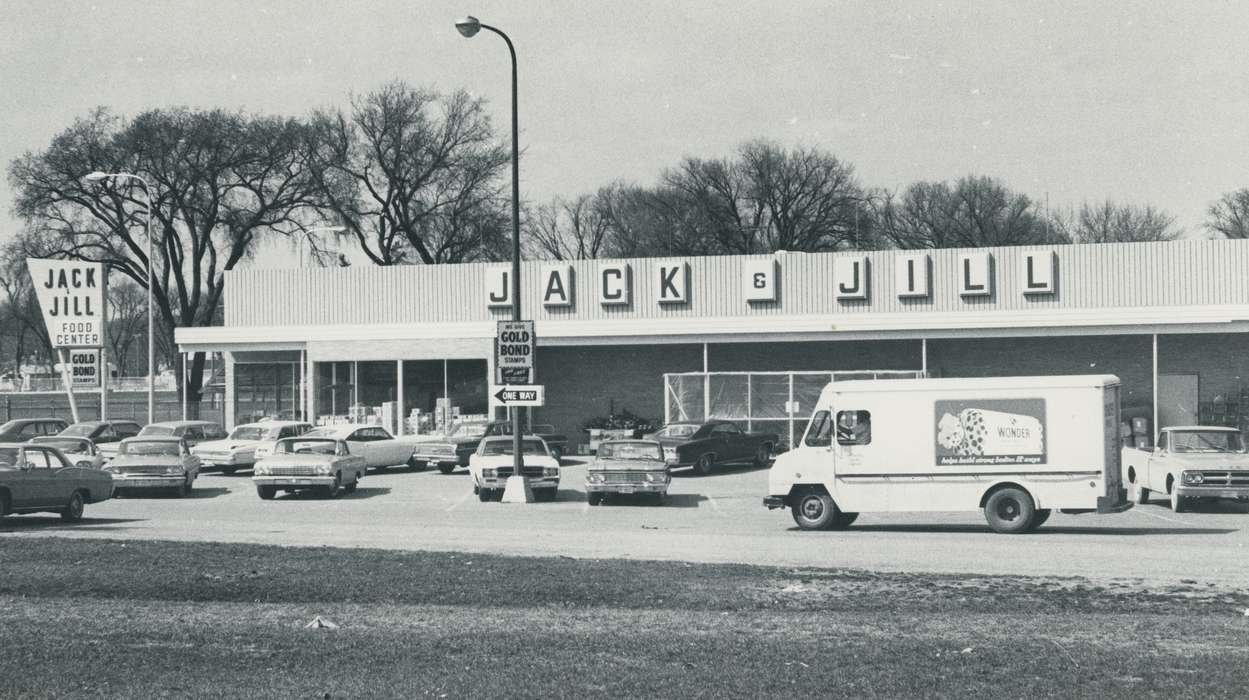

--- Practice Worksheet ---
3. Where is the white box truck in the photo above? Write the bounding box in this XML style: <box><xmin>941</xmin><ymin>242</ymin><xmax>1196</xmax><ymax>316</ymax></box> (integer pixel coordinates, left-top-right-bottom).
<box><xmin>763</xmin><ymin>375</ymin><xmax>1132</xmax><ymax>534</ymax></box>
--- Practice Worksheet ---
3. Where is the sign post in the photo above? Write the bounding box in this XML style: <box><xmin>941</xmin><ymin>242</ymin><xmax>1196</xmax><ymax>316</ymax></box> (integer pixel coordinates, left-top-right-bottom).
<box><xmin>495</xmin><ymin>319</ymin><xmax>536</xmax><ymax>502</ymax></box>
<box><xmin>26</xmin><ymin>258</ymin><xmax>106</xmax><ymax>425</ymax></box>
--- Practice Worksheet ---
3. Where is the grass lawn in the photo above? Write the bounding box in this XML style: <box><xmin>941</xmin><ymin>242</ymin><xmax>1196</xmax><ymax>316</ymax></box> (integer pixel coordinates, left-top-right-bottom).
<box><xmin>1</xmin><ymin>538</ymin><xmax>1247</xmax><ymax>698</ymax></box>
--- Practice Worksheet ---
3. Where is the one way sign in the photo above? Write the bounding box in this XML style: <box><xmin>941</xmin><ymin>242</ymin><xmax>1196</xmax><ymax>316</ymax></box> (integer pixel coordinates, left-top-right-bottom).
<box><xmin>490</xmin><ymin>384</ymin><xmax>545</xmax><ymax>407</ymax></box>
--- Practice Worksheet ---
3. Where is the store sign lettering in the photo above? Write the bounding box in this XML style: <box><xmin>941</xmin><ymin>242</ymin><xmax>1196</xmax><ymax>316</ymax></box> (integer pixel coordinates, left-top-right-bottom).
<box><xmin>542</xmin><ymin>265</ymin><xmax>573</xmax><ymax>307</ymax></box>
<box><xmin>599</xmin><ymin>264</ymin><xmax>631</xmax><ymax>306</ymax></box>
<box><xmin>484</xmin><ymin>250</ymin><xmax>1058</xmax><ymax>310</ymax></box>
<box><xmin>26</xmin><ymin>258</ymin><xmax>106</xmax><ymax>348</ymax></box>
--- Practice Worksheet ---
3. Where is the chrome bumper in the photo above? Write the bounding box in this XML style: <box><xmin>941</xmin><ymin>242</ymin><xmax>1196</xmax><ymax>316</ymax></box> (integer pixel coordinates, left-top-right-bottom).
<box><xmin>111</xmin><ymin>475</ymin><xmax>187</xmax><ymax>488</ymax></box>
<box><xmin>254</xmin><ymin>476</ymin><xmax>336</xmax><ymax>488</ymax></box>
<box><xmin>586</xmin><ymin>482</ymin><xmax>668</xmax><ymax>494</ymax></box>
<box><xmin>1176</xmin><ymin>485</ymin><xmax>1249</xmax><ymax>499</ymax></box>
<box><xmin>479</xmin><ymin>476</ymin><xmax>559</xmax><ymax>489</ymax></box>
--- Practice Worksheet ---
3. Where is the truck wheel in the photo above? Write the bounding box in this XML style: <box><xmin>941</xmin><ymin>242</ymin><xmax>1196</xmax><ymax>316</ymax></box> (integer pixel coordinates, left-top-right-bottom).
<box><xmin>791</xmin><ymin>492</ymin><xmax>837</xmax><ymax>530</ymax></box>
<box><xmin>1030</xmin><ymin>509</ymin><xmax>1052</xmax><ymax>530</ymax></box>
<box><xmin>753</xmin><ymin>444</ymin><xmax>771</xmax><ymax>469</ymax></box>
<box><xmin>694</xmin><ymin>454</ymin><xmax>715</xmax><ymax>476</ymax></box>
<box><xmin>1170</xmin><ymin>489</ymin><xmax>1188</xmax><ymax>513</ymax></box>
<box><xmin>438</xmin><ymin>464</ymin><xmax>457</xmax><ymax>475</ymax></box>
<box><xmin>550</xmin><ymin>446</ymin><xmax>563</xmax><ymax>462</ymax></box>
<box><xmin>256</xmin><ymin>485</ymin><xmax>277</xmax><ymax>500</ymax></box>
<box><xmin>984</xmin><ymin>487</ymin><xmax>1036</xmax><ymax>534</ymax></box>
<box><xmin>478</xmin><ymin>488</ymin><xmax>493</xmax><ymax>503</ymax></box>
<box><xmin>1133</xmin><ymin>482</ymin><xmax>1150</xmax><ymax>504</ymax></box>
<box><xmin>831</xmin><ymin>511</ymin><xmax>858</xmax><ymax>529</ymax></box>
<box><xmin>61</xmin><ymin>491</ymin><xmax>85</xmax><ymax>523</ymax></box>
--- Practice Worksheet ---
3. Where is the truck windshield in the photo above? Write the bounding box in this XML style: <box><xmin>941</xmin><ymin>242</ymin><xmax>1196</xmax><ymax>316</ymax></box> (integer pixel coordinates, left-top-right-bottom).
<box><xmin>597</xmin><ymin>442</ymin><xmax>663</xmax><ymax>461</ymax></box>
<box><xmin>120</xmin><ymin>441</ymin><xmax>181</xmax><ymax>457</ymax></box>
<box><xmin>1170</xmin><ymin>431</ymin><xmax>1246</xmax><ymax>453</ymax></box>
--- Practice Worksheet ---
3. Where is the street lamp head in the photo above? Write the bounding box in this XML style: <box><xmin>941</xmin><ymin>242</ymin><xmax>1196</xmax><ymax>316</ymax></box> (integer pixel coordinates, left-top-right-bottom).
<box><xmin>455</xmin><ymin>15</ymin><xmax>481</xmax><ymax>38</ymax></box>
<box><xmin>83</xmin><ymin>171</ymin><xmax>110</xmax><ymax>182</ymax></box>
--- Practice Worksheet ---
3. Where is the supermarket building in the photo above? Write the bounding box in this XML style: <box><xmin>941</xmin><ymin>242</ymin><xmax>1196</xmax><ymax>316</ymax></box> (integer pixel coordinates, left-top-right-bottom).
<box><xmin>176</xmin><ymin>239</ymin><xmax>1249</xmax><ymax>451</ymax></box>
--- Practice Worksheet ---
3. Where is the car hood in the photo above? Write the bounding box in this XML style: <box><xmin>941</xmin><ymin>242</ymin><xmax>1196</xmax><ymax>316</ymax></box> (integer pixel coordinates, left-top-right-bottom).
<box><xmin>257</xmin><ymin>454</ymin><xmax>338</xmax><ymax>466</ymax></box>
<box><xmin>1166</xmin><ymin>452</ymin><xmax>1249</xmax><ymax>468</ymax></box>
<box><xmin>108</xmin><ymin>455</ymin><xmax>186</xmax><ymax>468</ymax></box>
<box><xmin>194</xmin><ymin>439</ymin><xmax>261</xmax><ymax>452</ymax></box>
<box><xmin>590</xmin><ymin>459</ymin><xmax>668</xmax><ymax>472</ymax></box>
<box><xmin>471</xmin><ymin>455</ymin><xmax>559</xmax><ymax>469</ymax></box>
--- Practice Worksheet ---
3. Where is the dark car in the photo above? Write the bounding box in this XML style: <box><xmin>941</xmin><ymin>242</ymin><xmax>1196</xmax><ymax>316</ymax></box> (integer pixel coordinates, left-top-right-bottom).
<box><xmin>0</xmin><ymin>441</ymin><xmax>114</xmax><ymax>521</ymax></box>
<box><xmin>0</xmin><ymin>418</ymin><xmax>70</xmax><ymax>443</ymax></box>
<box><xmin>59</xmin><ymin>420</ymin><xmax>144</xmax><ymax>460</ymax></box>
<box><xmin>649</xmin><ymin>420</ymin><xmax>777</xmax><ymax>476</ymax></box>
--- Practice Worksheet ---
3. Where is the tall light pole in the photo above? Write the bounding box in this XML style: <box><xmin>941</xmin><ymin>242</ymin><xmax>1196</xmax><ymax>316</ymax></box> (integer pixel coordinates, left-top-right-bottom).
<box><xmin>84</xmin><ymin>170</ymin><xmax>156</xmax><ymax>424</ymax></box>
<box><xmin>456</xmin><ymin>15</ymin><xmax>530</xmax><ymax>502</ymax></box>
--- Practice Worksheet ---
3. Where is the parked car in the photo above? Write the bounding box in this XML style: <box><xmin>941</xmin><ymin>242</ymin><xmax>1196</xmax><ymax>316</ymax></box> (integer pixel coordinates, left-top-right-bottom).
<box><xmin>1123</xmin><ymin>425</ymin><xmax>1249</xmax><ymax>512</ymax></box>
<box><xmin>27</xmin><ymin>436</ymin><xmax>105</xmax><ymax>469</ymax></box>
<box><xmin>59</xmin><ymin>420</ymin><xmax>143</xmax><ymax>460</ymax></box>
<box><xmin>191</xmin><ymin>420</ymin><xmax>311</xmax><ymax>474</ymax></box>
<box><xmin>252</xmin><ymin>436</ymin><xmax>367</xmax><ymax>500</ymax></box>
<box><xmin>105</xmin><ymin>436</ymin><xmax>201</xmax><ymax>498</ymax></box>
<box><xmin>412</xmin><ymin>420</ymin><xmax>568</xmax><ymax>474</ymax></box>
<box><xmin>137</xmin><ymin>420</ymin><xmax>228</xmax><ymax>448</ymax></box>
<box><xmin>586</xmin><ymin>439</ymin><xmax>670</xmax><ymax>506</ymax></box>
<box><xmin>0</xmin><ymin>442</ymin><xmax>114</xmax><ymax>521</ymax></box>
<box><xmin>0</xmin><ymin>418</ymin><xmax>69</xmax><ymax>442</ymax></box>
<box><xmin>649</xmin><ymin>420</ymin><xmax>777</xmax><ymax>475</ymax></box>
<box><xmin>469</xmin><ymin>436</ymin><xmax>560</xmax><ymax>502</ymax></box>
<box><xmin>302</xmin><ymin>424</ymin><xmax>423</xmax><ymax>471</ymax></box>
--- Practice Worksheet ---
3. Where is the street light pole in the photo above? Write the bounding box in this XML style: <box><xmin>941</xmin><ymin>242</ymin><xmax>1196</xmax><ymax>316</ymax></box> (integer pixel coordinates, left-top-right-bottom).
<box><xmin>84</xmin><ymin>171</ymin><xmax>155</xmax><ymax>425</ymax></box>
<box><xmin>457</xmin><ymin>15</ymin><xmax>531</xmax><ymax>502</ymax></box>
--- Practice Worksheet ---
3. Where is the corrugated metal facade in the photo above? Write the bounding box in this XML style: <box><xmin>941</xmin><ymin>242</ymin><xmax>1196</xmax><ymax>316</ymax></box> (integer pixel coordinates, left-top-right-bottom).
<box><xmin>224</xmin><ymin>240</ymin><xmax>1249</xmax><ymax>328</ymax></box>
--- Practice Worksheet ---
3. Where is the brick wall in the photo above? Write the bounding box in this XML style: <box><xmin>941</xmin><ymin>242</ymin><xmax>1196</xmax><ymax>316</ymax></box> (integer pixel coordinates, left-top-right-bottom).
<box><xmin>927</xmin><ymin>335</ymin><xmax>1154</xmax><ymax>421</ymax></box>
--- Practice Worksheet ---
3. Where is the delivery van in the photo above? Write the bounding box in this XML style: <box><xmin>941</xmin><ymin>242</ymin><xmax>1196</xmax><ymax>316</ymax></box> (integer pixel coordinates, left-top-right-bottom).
<box><xmin>763</xmin><ymin>375</ymin><xmax>1132</xmax><ymax>534</ymax></box>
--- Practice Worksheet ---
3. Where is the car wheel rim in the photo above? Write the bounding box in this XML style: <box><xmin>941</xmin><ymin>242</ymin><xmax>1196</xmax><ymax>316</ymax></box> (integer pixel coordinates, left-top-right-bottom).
<box><xmin>996</xmin><ymin>499</ymin><xmax>1020</xmax><ymax>522</ymax></box>
<box><xmin>800</xmin><ymin>497</ymin><xmax>824</xmax><ymax>520</ymax></box>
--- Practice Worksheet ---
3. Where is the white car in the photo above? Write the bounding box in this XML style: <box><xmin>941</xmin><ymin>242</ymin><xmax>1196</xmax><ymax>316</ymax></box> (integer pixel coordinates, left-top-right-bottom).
<box><xmin>301</xmin><ymin>424</ymin><xmax>423</xmax><ymax>470</ymax></box>
<box><xmin>469</xmin><ymin>436</ymin><xmax>561</xmax><ymax>502</ymax></box>
<box><xmin>27</xmin><ymin>436</ymin><xmax>107</xmax><ymax>470</ymax></box>
<box><xmin>191</xmin><ymin>421</ymin><xmax>312</xmax><ymax>474</ymax></box>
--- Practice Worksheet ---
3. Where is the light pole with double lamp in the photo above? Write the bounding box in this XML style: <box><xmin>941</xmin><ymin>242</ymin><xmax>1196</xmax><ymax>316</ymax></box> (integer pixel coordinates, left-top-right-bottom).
<box><xmin>456</xmin><ymin>15</ymin><xmax>532</xmax><ymax>502</ymax></box>
<box><xmin>84</xmin><ymin>170</ymin><xmax>156</xmax><ymax>425</ymax></box>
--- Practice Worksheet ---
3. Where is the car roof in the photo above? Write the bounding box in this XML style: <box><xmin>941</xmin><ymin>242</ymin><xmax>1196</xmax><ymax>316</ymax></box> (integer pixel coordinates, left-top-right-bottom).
<box><xmin>308</xmin><ymin>425</ymin><xmax>382</xmax><ymax>438</ymax></box>
<box><xmin>5</xmin><ymin>417</ymin><xmax>64</xmax><ymax>424</ymax></box>
<box><xmin>70</xmin><ymin>420</ymin><xmax>140</xmax><ymax>427</ymax></box>
<box><xmin>121</xmin><ymin>435</ymin><xmax>184</xmax><ymax>443</ymax></box>
<box><xmin>147</xmin><ymin>420</ymin><xmax>218</xmax><ymax>428</ymax></box>
<box><xmin>600</xmin><ymin>438</ymin><xmax>661</xmax><ymax>445</ymax></box>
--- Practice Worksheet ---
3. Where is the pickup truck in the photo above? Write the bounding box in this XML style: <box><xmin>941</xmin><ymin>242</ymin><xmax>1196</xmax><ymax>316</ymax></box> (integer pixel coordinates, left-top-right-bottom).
<box><xmin>1122</xmin><ymin>425</ymin><xmax>1249</xmax><ymax>512</ymax></box>
<box><xmin>411</xmin><ymin>421</ymin><xmax>568</xmax><ymax>474</ymax></box>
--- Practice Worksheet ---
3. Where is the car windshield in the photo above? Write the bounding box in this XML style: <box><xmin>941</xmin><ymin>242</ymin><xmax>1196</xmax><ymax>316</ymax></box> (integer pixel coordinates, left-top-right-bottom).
<box><xmin>119</xmin><ymin>441</ymin><xmax>181</xmax><ymax>457</ymax></box>
<box><xmin>597</xmin><ymin>442</ymin><xmax>664</xmax><ymax>461</ymax></box>
<box><xmin>654</xmin><ymin>424</ymin><xmax>699</xmax><ymax>438</ymax></box>
<box><xmin>1170</xmin><ymin>431</ymin><xmax>1246</xmax><ymax>453</ymax></box>
<box><xmin>229</xmin><ymin>427</ymin><xmax>267</xmax><ymax>441</ymax></box>
<box><xmin>278</xmin><ymin>439</ymin><xmax>338</xmax><ymax>455</ymax></box>
<box><xmin>31</xmin><ymin>438</ymin><xmax>89</xmax><ymax>454</ymax></box>
<box><xmin>0</xmin><ymin>447</ymin><xmax>18</xmax><ymax>467</ymax></box>
<box><xmin>0</xmin><ymin>421</ymin><xmax>20</xmax><ymax>433</ymax></box>
<box><xmin>60</xmin><ymin>424</ymin><xmax>99</xmax><ymax>437</ymax></box>
<box><xmin>140</xmin><ymin>425</ymin><xmax>176</xmax><ymax>436</ymax></box>
<box><xmin>481</xmin><ymin>439</ymin><xmax>547</xmax><ymax>456</ymax></box>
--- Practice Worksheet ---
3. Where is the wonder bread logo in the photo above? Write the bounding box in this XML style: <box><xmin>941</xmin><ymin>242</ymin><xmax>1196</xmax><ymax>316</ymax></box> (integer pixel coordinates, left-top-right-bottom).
<box><xmin>934</xmin><ymin>398</ymin><xmax>1047</xmax><ymax>466</ymax></box>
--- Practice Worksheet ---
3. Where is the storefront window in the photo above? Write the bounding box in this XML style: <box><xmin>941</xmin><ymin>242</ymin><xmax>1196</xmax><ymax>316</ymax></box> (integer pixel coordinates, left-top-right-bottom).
<box><xmin>235</xmin><ymin>362</ymin><xmax>300</xmax><ymax>424</ymax></box>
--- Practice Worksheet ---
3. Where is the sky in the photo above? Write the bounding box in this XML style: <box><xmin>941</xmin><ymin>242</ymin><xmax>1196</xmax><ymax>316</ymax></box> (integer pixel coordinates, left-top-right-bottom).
<box><xmin>3</xmin><ymin>0</ymin><xmax>1248</xmax><ymax>257</ymax></box>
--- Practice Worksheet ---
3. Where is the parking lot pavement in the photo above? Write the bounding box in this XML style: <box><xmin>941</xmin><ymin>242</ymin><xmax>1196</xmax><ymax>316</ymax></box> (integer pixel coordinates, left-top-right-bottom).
<box><xmin>3</xmin><ymin>459</ymin><xmax>1248</xmax><ymax>586</ymax></box>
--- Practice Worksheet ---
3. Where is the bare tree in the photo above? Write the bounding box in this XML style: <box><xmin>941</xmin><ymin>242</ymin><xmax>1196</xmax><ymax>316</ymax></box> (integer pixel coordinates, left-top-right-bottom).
<box><xmin>0</xmin><ymin>251</ymin><xmax>53</xmax><ymax>378</ymax></box>
<box><xmin>523</xmin><ymin>192</ymin><xmax>615</xmax><ymax>260</ymax></box>
<box><xmin>1206</xmin><ymin>189</ymin><xmax>1249</xmax><ymax>239</ymax></box>
<box><xmin>7</xmin><ymin>106</ymin><xmax>322</xmax><ymax>408</ymax></box>
<box><xmin>306</xmin><ymin>81</ymin><xmax>510</xmax><ymax>265</ymax></box>
<box><xmin>105</xmin><ymin>277</ymin><xmax>148</xmax><ymax>376</ymax></box>
<box><xmin>738</xmin><ymin>141</ymin><xmax>867</xmax><ymax>252</ymax></box>
<box><xmin>875</xmin><ymin>175</ymin><xmax>1066</xmax><ymax>249</ymax></box>
<box><xmin>1061</xmin><ymin>200</ymin><xmax>1181</xmax><ymax>243</ymax></box>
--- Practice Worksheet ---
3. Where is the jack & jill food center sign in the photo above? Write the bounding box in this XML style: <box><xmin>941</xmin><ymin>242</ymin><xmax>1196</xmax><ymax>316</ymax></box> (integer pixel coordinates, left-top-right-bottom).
<box><xmin>26</xmin><ymin>258</ymin><xmax>106</xmax><ymax>348</ymax></box>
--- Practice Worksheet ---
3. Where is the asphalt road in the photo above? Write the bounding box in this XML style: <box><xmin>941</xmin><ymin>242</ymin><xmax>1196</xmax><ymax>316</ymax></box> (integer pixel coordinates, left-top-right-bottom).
<box><xmin>3</xmin><ymin>458</ymin><xmax>1247</xmax><ymax>586</ymax></box>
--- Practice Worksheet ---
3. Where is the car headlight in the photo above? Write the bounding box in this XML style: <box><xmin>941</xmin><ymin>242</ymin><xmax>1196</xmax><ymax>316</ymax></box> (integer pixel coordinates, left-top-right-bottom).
<box><xmin>587</xmin><ymin>473</ymin><xmax>604</xmax><ymax>484</ymax></box>
<box><xmin>645</xmin><ymin>472</ymin><xmax>667</xmax><ymax>483</ymax></box>
<box><xmin>543</xmin><ymin>467</ymin><xmax>559</xmax><ymax>477</ymax></box>
<box><xmin>165</xmin><ymin>466</ymin><xmax>182</xmax><ymax>475</ymax></box>
<box><xmin>316</xmin><ymin>464</ymin><xmax>331</xmax><ymax>475</ymax></box>
<box><xmin>1182</xmin><ymin>472</ymin><xmax>1204</xmax><ymax>485</ymax></box>
<box><xmin>254</xmin><ymin>465</ymin><xmax>269</xmax><ymax>476</ymax></box>
<box><xmin>483</xmin><ymin>468</ymin><xmax>496</xmax><ymax>478</ymax></box>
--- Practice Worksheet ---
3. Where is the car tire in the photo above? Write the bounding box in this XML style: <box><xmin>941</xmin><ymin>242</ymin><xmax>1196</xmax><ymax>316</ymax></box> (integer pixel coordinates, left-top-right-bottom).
<box><xmin>1170</xmin><ymin>488</ymin><xmax>1188</xmax><ymax>513</ymax></box>
<box><xmin>791</xmin><ymin>491</ymin><xmax>837</xmax><ymax>530</ymax></box>
<box><xmin>438</xmin><ymin>464</ymin><xmax>457</xmax><ymax>475</ymax></box>
<box><xmin>588</xmin><ymin>493</ymin><xmax>602</xmax><ymax>506</ymax></box>
<box><xmin>1030</xmin><ymin>509</ymin><xmax>1052</xmax><ymax>529</ymax></box>
<box><xmin>407</xmin><ymin>456</ymin><xmax>424</xmax><ymax>472</ymax></box>
<box><xmin>831</xmin><ymin>511</ymin><xmax>858</xmax><ymax>529</ymax></box>
<box><xmin>61</xmin><ymin>491</ymin><xmax>85</xmax><ymax>523</ymax></box>
<box><xmin>179</xmin><ymin>480</ymin><xmax>192</xmax><ymax>498</ymax></box>
<box><xmin>753</xmin><ymin>444</ymin><xmax>771</xmax><ymax>469</ymax></box>
<box><xmin>478</xmin><ymin>488</ymin><xmax>492</xmax><ymax>503</ymax></box>
<box><xmin>694</xmin><ymin>453</ymin><xmax>715</xmax><ymax>476</ymax></box>
<box><xmin>321</xmin><ymin>474</ymin><xmax>342</xmax><ymax>499</ymax></box>
<box><xmin>256</xmin><ymin>485</ymin><xmax>277</xmax><ymax>500</ymax></box>
<box><xmin>344</xmin><ymin>479</ymin><xmax>358</xmax><ymax>494</ymax></box>
<box><xmin>984</xmin><ymin>487</ymin><xmax>1036</xmax><ymax>534</ymax></box>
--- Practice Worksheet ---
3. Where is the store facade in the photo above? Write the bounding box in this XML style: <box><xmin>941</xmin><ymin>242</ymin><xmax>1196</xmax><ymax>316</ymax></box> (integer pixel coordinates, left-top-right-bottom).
<box><xmin>176</xmin><ymin>239</ymin><xmax>1249</xmax><ymax>451</ymax></box>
